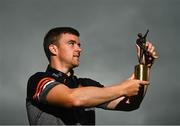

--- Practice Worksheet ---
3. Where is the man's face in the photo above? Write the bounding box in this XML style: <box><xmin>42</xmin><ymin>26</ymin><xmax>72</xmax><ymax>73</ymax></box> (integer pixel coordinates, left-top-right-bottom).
<box><xmin>56</xmin><ymin>33</ymin><xmax>82</xmax><ymax>69</ymax></box>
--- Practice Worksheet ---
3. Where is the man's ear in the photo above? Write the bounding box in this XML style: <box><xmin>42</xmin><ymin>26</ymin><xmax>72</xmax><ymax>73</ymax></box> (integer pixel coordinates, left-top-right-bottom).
<box><xmin>49</xmin><ymin>44</ymin><xmax>58</xmax><ymax>55</ymax></box>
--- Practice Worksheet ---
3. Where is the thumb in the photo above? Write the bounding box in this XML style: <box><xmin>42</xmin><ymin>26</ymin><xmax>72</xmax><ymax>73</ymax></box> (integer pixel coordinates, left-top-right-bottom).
<box><xmin>136</xmin><ymin>44</ymin><xmax>140</xmax><ymax>57</ymax></box>
<box><xmin>128</xmin><ymin>73</ymin><xmax>135</xmax><ymax>80</ymax></box>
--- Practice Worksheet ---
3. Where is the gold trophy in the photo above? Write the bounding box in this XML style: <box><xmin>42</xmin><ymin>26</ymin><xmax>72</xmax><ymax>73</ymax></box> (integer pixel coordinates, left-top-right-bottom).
<box><xmin>126</xmin><ymin>30</ymin><xmax>158</xmax><ymax>104</ymax></box>
<box><xmin>135</xmin><ymin>30</ymin><xmax>158</xmax><ymax>81</ymax></box>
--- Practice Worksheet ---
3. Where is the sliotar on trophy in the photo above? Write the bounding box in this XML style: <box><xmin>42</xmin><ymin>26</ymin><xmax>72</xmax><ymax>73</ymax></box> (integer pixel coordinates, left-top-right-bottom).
<box><xmin>134</xmin><ymin>30</ymin><xmax>159</xmax><ymax>81</ymax></box>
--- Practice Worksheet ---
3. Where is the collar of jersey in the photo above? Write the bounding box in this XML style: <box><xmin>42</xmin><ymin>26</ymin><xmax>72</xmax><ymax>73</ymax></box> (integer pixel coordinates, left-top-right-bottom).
<box><xmin>46</xmin><ymin>65</ymin><xmax>74</xmax><ymax>79</ymax></box>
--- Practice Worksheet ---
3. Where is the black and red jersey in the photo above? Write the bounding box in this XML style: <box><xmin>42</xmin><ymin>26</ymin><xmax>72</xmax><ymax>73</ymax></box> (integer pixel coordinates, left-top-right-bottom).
<box><xmin>26</xmin><ymin>65</ymin><xmax>104</xmax><ymax>125</ymax></box>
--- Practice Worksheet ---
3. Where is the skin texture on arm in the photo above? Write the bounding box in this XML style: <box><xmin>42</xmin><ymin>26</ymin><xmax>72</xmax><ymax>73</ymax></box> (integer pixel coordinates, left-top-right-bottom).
<box><xmin>46</xmin><ymin>79</ymin><xmax>149</xmax><ymax>108</ymax></box>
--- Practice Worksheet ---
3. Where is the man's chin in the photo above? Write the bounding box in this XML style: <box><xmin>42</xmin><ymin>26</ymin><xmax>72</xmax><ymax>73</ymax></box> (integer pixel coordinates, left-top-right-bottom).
<box><xmin>72</xmin><ymin>63</ymin><xmax>80</xmax><ymax>68</ymax></box>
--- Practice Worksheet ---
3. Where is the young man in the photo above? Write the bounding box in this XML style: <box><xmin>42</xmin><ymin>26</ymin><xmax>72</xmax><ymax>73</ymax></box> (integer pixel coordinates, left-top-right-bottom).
<box><xmin>26</xmin><ymin>27</ymin><xmax>157</xmax><ymax>125</ymax></box>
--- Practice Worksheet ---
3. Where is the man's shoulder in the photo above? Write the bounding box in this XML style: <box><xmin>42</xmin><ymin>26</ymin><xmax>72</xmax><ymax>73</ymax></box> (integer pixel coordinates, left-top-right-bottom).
<box><xmin>31</xmin><ymin>72</ymin><xmax>48</xmax><ymax>77</ymax></box>
<box><xmin>27</xmin><ymin>71</ymin><xmax>55</xmax><ymax>87</ymax></box>
<box><xmin>78</xmin><ymin>77</ymin><xmax>104</xmax><ymax>87</ymax></box>
<box><xmin>28</xmin><ymin>72</ymin><xmax>48</xmax><ymax>81</ymax></box>
<box><xmin>26</xmin><ymin>71</ymin><xmax>56</xmax><ymax>99</ymax></box>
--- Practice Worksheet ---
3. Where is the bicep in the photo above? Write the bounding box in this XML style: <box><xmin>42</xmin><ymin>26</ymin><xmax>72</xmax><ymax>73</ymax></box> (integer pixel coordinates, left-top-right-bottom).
<box><xmin>31</xmin><ymin>75</ymin><xmax>76</xmax><ymax>108</ymax></box>
<box><xmin>46</xmin><ymin>84</ymin><xmax>75</xmax><ymax>108</ymax></box>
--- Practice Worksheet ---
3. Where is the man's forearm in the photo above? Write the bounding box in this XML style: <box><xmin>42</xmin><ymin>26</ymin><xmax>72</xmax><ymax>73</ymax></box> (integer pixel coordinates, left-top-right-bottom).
<box><xmin>70</xmin><ymin>85</ymin><xmax>126</xmax><ymax>108</ymax></box>
<box><xmin>47</xmin><ymin>77</ymin><xmax>148</xmax><ymax>108</ymax></box>
<box><xmin>129</xmin><ymin>85</ymin><xmax>148</xmax><ymax>105</ymax></box>
<box><xmin>114</xmin><ymin>69</ymin><xmax>150</xmax><ymax>111</ymax></box>
<box><xmin>112</xmin><ymin>85</ymin><xmax>147</xmax><ymax>111</ymax></box>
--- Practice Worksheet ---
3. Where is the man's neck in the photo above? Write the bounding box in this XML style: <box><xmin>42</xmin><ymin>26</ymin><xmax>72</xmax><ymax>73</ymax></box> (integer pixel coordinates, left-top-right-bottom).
<box><xmin>50</xmin><ymin>62</ymin><xmax>72</xmax><ymax>76</ymax></box>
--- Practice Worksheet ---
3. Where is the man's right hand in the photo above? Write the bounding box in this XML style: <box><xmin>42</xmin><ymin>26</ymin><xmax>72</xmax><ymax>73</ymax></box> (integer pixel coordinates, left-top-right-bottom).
<box><xmin>120</xmin><ymin>75</ymin><xmax>149</xmax><ymax>97</ymax></box>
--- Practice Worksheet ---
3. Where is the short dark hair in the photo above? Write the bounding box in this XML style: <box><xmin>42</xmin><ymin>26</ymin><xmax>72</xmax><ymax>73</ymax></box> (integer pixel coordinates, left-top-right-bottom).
<box><xmin>43</xmin><ymin>27</ymin><xmax>80</xmax><ymax>61</ymax></box>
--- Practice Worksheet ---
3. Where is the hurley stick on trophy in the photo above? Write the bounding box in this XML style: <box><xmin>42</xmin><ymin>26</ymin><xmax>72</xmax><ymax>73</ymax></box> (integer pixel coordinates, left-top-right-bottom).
<box><xmin>135</xmin><ymin>30</ymin><xmax>158</xmax><ymax>81</ymax></box>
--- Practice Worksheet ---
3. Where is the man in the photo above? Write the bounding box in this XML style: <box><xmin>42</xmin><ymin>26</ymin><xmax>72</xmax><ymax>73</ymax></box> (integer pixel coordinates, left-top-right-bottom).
<box><xmin>26</xmin><ymin>27</ymin><xmax>156</xmax><ymax>125</ymax></box>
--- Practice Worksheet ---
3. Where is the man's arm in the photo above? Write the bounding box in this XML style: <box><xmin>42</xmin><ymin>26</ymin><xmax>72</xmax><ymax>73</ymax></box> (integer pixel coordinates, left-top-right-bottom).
<box><xmin>96</xmin><ymin>73</ymin><xmax>148</xmax><ymax>111</ymax></box>
<box><xmin>46</xmin><ymin>79</ymin><xmax>149</xmax><ymax>108</ymax></box>
<box><xmin>104</xmin><ymin>80</ymin><xmax>148</xmax><ymax>111</ymax></box>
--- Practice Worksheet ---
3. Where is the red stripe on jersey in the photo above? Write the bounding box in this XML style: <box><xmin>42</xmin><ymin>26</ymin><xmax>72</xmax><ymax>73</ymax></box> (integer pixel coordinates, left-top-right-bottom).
<box><xmin>33</xmin><ymin>77</ymin><xmax>54</xmax><ymax>100</ymax></box>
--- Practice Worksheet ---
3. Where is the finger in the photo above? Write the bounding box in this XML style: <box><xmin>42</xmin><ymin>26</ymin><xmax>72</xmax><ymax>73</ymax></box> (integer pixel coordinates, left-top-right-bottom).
<box><xmin>136</xmin><ymin>44</ymin><xmax>140</xmax><ymax>49</ymax></box>
<box><xmin>153</xmin><ymin>52</ymin><xmax>159</xmax><ymax>59</ymax></box>
<box><xmin>141</xmin><ymin>82</ymin><xmax>149</xmax><ymax>85</ymax></box>
<box><xmin>146</xmin><ymin>42</ymin><xmax>159</xmax><ymax>58</ymax></box>
<box><xmin>137</xmin><ymin>80</ymin><xmax>150</xmax><ymax>85</ymax></box>
<box><xmin>149</xmin><ymin>46</ymin><xmax>155</xmax><ymax>54</ymax></box>
<box><xmin>136</xmin><ymin>44</ymin><xmax>140</xmax><ymax>55</ymax></box>
<box><xmin>146</xmin><ymin>41</ymin><xmax>152</xmax><ymax>48</ymax></box>
<box><xmin>146</xmin><ymin>42</ymin><xmax>153</xmax><ymax>52</ymax></box>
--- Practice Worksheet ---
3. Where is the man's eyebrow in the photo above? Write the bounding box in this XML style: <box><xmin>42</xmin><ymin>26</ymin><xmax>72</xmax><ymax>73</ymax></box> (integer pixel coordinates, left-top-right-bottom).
<box><xmin>68</xmin><ymin>40</ymin><xmax>81</xmax><ymax>44</ymax></box>
<box><xmin>68</xmin><ymin>40</ymin><xmax>76</xmax><ymax>42</ymax></box>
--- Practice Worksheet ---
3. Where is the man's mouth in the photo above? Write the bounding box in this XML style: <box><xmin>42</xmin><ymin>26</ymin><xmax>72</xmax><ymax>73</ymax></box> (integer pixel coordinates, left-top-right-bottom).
<box><xmin>73</xmin><ymin>54</ymin><xmax>80</xmax><ymax>58</ymax></box>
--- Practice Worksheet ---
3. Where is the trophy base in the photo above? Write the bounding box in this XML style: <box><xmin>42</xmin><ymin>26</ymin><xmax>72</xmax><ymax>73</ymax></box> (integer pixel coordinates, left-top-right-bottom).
<box><xmin>135</xmin><ymin>64</ymin><xmax>149</xmax><ymax>81</ymax></box>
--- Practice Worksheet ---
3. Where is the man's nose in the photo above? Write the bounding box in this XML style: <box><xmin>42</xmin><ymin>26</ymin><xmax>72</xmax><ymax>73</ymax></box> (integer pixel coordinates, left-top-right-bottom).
<box><xmin>75</xmin><ymin>44</ymin><xmax>82</xmax><ymax>52</ymax></box>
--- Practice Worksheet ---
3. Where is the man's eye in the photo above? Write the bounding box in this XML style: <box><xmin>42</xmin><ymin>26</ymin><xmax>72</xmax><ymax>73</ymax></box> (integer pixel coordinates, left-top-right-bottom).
<box><xmin>78</xmin><ymin>44</ymin><xmax>81</xmax><ymax>47</ymax></box>
<box><xmin>68</xmin><ymin>41</ymin><xmax>75</xmax><ymax>45</ymax></box>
